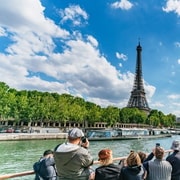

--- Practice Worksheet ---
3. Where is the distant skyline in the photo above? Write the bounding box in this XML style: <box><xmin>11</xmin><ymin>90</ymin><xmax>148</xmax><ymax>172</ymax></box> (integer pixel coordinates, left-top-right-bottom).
<box><xmin>0</xmin><ymin>0</ymin><xmax>180</xmax><ymax>117</ymax></box>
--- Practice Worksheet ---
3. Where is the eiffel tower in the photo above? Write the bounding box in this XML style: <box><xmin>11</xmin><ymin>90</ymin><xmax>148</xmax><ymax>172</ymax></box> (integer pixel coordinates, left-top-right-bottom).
<box><xmin>127</xmin><ymin>42</ymin><xmax>150</xmax><ymax>113</ymax></box>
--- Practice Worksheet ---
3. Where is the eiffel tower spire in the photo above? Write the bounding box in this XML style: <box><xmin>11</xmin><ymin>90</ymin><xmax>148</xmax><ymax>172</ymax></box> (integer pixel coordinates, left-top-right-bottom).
<box><xmin>127</xmin><ymin>42</ymin><xmax>150</xmax><ymax>113</ymax></box>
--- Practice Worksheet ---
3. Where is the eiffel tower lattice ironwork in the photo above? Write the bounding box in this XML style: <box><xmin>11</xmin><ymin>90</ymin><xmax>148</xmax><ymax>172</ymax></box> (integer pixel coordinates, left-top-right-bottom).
<box><xmin>127</xmin><ymin>42</ymin><xmax>150</xmax><ymax>113</ymax></box>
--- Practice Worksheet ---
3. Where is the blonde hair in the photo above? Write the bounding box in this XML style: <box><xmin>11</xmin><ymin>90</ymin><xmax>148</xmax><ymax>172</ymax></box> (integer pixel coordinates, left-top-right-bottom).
<box><xmin>126</xmin><ymin>151</ymin><xmax>141</xmax><ymax>167</ymax></box>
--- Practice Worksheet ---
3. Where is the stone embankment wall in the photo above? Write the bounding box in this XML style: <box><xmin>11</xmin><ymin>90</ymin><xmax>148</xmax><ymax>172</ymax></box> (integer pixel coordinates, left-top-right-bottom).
<box><xmin>0</xmin><ymin>133</ymin><xmax>68</xmax><ymax>141</ymax></box>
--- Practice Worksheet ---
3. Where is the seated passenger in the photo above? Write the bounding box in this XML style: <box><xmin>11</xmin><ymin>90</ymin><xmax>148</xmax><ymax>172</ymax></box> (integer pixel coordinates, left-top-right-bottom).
<box><xmin>119</xmin><ymin>151</ymin><xmax>146</xmax><ymax>180</ymax></box>
<box><xmin>33</xmin><ymin>149</ymin><xmax>57</xmax><ymax>180</ymax></box>
<box><xmin>94</xmin><ymin>148</ymin><xmax>122</xmax><ymax>180</ymax></box>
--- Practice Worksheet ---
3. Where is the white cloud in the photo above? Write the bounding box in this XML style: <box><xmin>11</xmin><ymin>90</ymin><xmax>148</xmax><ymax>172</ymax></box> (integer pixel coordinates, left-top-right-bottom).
<box><xmin>111</xmin><ymin>0</ymin><xmax>133</xmax><ymax>10</ymax></box>
<box><xmin>0</xmin><ymin>27</ymin><xmax>7</xmax><ymax>36</ymax></box>
<box><xmin>144</xmin><ymin>83</ymin><xmax>156</xmax><ymax>99</ymax></box>
<box><xmin>59</xmin><ymin>5</ymin><xmax>88</xmax><ymax>26</ymax></box>
<box><xmin>178</xmin><ymin>59</ymin><xmax>180</xmax><ymax>64</ymax></box>
<box><xmin>116</xmin><ymin>52</ymin><xmax>128</xmax><ymax>61</ymax></box>
<box><xmin>168</xmin><ymin>94</ymin><xmax>180</xmax><ymax>100</ymax></box>
<box><xmin>174</xmin><ymin>42</ymin><xmax>180</xmax><ymax>47</ymax></box>
<box><xmin>0</xmin><ymin>0</ymin><xmax>156</xmax><ymax>112</ymax></box>
<box><xmin>119</xmin><ymin>63</ymin><xmax>123</xmax><ymax>67</ymax></box>
<box><xmin>151</xmin><ymin>102</ymin><xmax>165</xmax><ymax>108</ymax></box>
<box><xmin>0</xmin><ymin>0</ymin><xmax>69</xmax><ymax>37</ymax></box>
<box><xmin>162</xmin><ymin>0</ymin><xmax>180</xmax><ymax>16</ymax></box>
<box><xmin>87</xmin><ymin>35</ymin><xmax>98</xmax><ymax>47</ymax></box>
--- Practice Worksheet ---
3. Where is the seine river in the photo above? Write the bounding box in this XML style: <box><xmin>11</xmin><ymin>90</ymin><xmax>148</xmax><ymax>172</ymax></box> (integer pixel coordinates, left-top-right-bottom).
<box><xmin>0</xmin><ymin>135</ymin><xmax>179</xmax><ymax>179</ymax></box>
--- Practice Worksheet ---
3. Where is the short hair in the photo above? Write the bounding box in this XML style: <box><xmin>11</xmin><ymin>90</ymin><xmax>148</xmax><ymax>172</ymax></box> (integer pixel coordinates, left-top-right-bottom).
<box><xmin>126</xmin><ymin>151</ymin><xmax>141</xmax><ymax>167</ymax></box>
<box><xmin>155</xmin><ymin>147</ymin><xmax>164</xmax><ymax>159</ymax></box>
<box><xmin>43</xmin><ymin>149</ymin><xmax>53</xmax><ymax>156</ymax></box>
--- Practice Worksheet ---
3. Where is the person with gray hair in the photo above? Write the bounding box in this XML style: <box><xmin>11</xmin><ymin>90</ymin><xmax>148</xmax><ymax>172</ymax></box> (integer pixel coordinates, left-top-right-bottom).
<box><xmin>54</xmin><ymin>128</ymin><xmax>94</xmax><ymax>180</ymax></box>
<box><xmin>166</xmin><ymin>140</ymin><xmax>180</xmax><ymax>180</ymax></box>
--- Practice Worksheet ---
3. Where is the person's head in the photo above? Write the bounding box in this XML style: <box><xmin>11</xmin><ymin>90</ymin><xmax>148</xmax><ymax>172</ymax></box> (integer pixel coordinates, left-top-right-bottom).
<box><xmin>126</xmin><ymin>151</ymin><xmax>141</xmax><ymax>167</ymax></box>
<box><xmin>68</xmin><ymin>128</ymin><xmax>84</xmax><ymax>144</ymax></box>
<box><xmin>154</xmin><ymin>146</ymin><xmax>164</xmax><ymax>160</ymax></box>
<box><xmin>171</xmin><ymin>140</ymin><xmax>180</xmax><ymax>152</ymax></box>
<box><xmin>138</xmin><ymin>151</ymin><xmax>147</xmax><ymax>163</ymax></box>
<box><xmin>43</xmin><ymin>149</ymin><xmax>54</xmax><ymax>157</ymax></box>
<box><xmin>98</xmin><ymin>149</ymin><xmax>113</xmax><ymax>166</ymax></box>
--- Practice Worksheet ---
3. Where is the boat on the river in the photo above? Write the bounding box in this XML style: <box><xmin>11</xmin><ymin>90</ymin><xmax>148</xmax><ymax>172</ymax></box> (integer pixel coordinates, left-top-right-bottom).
<box><xmin>86</xmin><ymin>128</ymin><xmax>172</xmax><ymax>141</ymax></box>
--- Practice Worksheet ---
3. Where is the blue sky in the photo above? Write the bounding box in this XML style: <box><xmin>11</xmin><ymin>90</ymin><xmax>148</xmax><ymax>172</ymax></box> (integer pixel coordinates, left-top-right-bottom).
<box><xmin>0</xmin><ymin>0</ymin><xmax>180</xmax><ymax>117</ymax></box>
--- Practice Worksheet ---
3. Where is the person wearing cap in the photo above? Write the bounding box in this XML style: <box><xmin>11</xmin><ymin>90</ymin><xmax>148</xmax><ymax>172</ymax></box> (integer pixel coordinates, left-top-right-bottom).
<box><xmin>166</xmin><ymin>140</ymin><xmax>180</xmax><ymax>180</ymax></box>
<box><xmin>143</xmin><ymin>146</ymin><xmax>172</xmax><ymax>180</ymax></box>
<box><xmin>54</xmin><ymin>128</ymin><xmax>94</xmax><ymax>180</ymax></box>
<box><xmin>119</xmin><ymin>151</ymin><xmax>146</xmax><ymax>180</ymax></box>
<box><xmin>33</xmin><ymin>149</ymin><xmax>57</xmax><ymax>180</ymax></box>
<box><xmin>94</xmin><ymin>148</ymin><xmax>122</xmax><ymax>180</ymax></box>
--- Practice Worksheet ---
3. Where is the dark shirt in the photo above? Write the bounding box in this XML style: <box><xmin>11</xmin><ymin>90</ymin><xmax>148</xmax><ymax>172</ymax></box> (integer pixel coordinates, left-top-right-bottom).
<box><xmin>144</xmin><ymin>152</ymin><xmax>154</xmax><ymax>162</ymax></box>
<box><xmin>166</xmin><ymin>151</ymin><xmax>180</xmax><ymax>180</ymax></box>
<box><xmin>119</xmin><ymin>165</ymin><xmax>145</xmax><ymax>180</ymax></box>
<box><xmin>95</xmin><ymin>163</ymin><xmax>122</xmax><ymax>180</ymax></box>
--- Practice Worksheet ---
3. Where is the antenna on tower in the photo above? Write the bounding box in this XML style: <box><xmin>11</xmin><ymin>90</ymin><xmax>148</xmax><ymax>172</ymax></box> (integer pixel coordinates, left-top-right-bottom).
<box><xmin>138</xmin><ymin>37</ymin><xmax>141</xmax><ymax>46</ymax></box>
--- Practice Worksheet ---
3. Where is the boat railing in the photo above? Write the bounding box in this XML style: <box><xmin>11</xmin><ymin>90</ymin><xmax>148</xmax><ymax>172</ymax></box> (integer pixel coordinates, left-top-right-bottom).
<box><xmin>0</xmin><ymin>150</ymin><xmax>172</xmax><ymax>179</ymax></box>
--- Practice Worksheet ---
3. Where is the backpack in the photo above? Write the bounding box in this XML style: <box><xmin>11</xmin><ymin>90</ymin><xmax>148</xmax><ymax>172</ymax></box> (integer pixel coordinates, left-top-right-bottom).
<box><xmin>33</xmin><ymin>160</ymin><xmax>44</xmax><ymax>180</ymax></box>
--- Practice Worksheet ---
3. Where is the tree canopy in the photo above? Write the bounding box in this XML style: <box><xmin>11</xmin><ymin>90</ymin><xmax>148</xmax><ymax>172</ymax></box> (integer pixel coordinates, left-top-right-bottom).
<box><xmin>0</xmin><ymin>82</ymin><xmax>176</xmax><ymax>127</ymax></box>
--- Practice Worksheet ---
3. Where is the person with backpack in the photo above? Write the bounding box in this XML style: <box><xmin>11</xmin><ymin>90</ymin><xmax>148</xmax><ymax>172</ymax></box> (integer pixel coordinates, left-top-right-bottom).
<box><xmin>33</xmin><ymin>149</ymin><xmax>57</xmax><ymax>180</ymax></box>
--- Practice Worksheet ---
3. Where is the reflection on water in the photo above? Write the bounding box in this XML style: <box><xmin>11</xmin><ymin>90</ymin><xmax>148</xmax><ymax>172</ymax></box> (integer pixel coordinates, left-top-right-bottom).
<box><xmin>0</xmin><ymin>135</ymin><xmax>179</xmax><ymax>179</ymax></box>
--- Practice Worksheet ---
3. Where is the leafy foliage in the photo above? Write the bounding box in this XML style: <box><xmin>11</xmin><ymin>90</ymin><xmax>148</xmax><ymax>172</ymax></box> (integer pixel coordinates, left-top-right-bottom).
<box><xmin>0</xmin><ymin>82</ymin><xmax>176</xmax><ymax>127</ymax></box>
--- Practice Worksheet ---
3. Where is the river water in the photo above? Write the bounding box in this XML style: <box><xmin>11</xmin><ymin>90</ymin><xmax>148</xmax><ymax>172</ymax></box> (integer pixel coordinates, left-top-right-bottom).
<box><xmin>0</xmin><ymin>135</ymin><xmax>179</xmax><ymax>179</ymax></box>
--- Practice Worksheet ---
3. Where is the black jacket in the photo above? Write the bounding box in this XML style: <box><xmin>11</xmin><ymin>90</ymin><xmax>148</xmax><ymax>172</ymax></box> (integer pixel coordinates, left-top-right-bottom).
<box><xmin>95</xmin><ymin>163</ymin><xmax>122</xmax><ymax>180</ymax></box>
<box><xmin>166</xmin><ymin>151</ymin><xmax>180</xmax><ymax>180</ymax></box>
<box><xmin>119</xmin><ymin>165</ymin><xmax>145</xmax><ymax>180</ymax></box>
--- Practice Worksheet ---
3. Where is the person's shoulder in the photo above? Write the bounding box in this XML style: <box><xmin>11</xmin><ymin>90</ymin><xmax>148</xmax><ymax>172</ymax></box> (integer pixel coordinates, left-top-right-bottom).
<box><xmin>96</xmin><ymin>164</ymin><xmax>121</xmax><ymax>173</ymax></box>
<box><xmin>166</xmin><ymin>153</ymin><xmax>173</xmax><ymax>160</ymax></box>
<box><xmin>54</xmin><ymin>143</ymin><xmax>63</xmax><ymax>151</ymax></box>
<box><xmin>95</xmin><ymin>165</ymin><xmax>104</xmax><ymax>171</ymax></box>
<box><xmin>108</xmin><ymin>163</ymin><xmax>122</xmax><ymax>169</ymax></box>
<box><xmin>77</xmin><ymin>146</ymin><xmax>90</xmax><ymax>153</ymax></box>
<box><xmin>162</xmin><ymin>160</ymin><xmax>172</xmax><ymax>166</ymax></box>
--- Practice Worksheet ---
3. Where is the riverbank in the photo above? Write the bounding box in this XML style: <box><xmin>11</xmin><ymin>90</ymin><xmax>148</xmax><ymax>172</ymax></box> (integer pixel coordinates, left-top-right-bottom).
<box><xmin>0</xmin><ymin>133</ymin><xmax>68</xmax><ymax>141</ymax></box>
